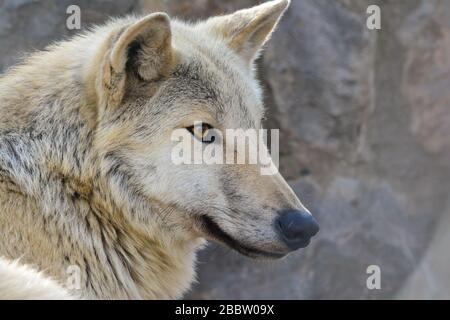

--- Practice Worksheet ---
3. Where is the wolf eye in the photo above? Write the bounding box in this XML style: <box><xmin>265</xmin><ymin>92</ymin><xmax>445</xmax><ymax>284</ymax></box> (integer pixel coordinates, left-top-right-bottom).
<box><xmin>186</xmin><ymin>123</ymin><xmax>215</xmax><ymax>143</ymax></box>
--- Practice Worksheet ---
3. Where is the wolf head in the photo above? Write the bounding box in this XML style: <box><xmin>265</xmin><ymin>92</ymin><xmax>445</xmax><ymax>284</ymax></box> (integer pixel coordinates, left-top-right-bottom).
<box><xmin>92</xmin><ymin>0</ymin><xmax>318</xmax><ymax>259</ymax></box>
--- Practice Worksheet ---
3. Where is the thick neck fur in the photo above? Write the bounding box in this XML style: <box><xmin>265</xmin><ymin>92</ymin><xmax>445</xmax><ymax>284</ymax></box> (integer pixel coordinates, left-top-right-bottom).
<box><xmin>0</xmin><ymin>26</ymin><xmax>202</xmax><ymax>299</ymax></box>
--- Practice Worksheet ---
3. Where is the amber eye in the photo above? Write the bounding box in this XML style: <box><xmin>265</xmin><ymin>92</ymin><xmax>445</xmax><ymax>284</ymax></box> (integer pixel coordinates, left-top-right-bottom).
<box><xmin>186</xmin><ymin>123</ymin><xmax>215</xmax><ymax>143</ymax></box>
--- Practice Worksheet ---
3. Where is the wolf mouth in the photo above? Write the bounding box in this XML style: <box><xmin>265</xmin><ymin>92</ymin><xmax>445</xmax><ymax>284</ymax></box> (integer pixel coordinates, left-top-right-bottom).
<box><xmin>199</xmin><ymin>215</ymin><xmax>286</xmax><ymax>259</ymax></box>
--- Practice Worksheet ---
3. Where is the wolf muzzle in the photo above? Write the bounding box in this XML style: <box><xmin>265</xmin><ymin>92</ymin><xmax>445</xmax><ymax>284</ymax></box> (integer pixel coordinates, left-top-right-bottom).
<box><xmin>276</xmin><ymin>209</ymin><xmax>319</xmax><ymax>250</ymax></box>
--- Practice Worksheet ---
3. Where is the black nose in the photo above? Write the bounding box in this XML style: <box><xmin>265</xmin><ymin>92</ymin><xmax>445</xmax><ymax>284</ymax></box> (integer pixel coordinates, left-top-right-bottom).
<box><xmin>276</xmin><ymin>209</ymin><xmax>319</xmax><ymax>250</ymax></box>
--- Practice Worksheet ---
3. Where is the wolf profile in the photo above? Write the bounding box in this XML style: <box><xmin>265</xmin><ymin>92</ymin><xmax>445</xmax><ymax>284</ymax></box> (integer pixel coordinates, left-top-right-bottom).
<box><xmin>0</xmin><ymin>0</ymin><xmax>318</xmax><ymax>299</ymax></box>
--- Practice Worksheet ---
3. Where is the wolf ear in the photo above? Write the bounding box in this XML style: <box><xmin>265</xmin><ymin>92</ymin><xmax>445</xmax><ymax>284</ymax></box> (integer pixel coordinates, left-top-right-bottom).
<box><xmin>204</xmin><ymin>0</ymin><xmax>290</xmax><ymax>64</ymax></box>
<box><xmin>97</xmin><ymin>13</ymin><xmax>175</xmax><ymax>111</ymax></box>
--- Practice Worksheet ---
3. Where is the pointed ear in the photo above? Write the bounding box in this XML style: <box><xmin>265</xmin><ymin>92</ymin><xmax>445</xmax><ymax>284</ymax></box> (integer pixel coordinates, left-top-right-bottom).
<box><xmin>97</xmin><ymin>13</ymin><xmax>175</xmax><ymax>112</ymax></box>
<box><xmin>204</xmin><ymin>0</ymin><xmax>290</xmax><ymax>63</ymax></box>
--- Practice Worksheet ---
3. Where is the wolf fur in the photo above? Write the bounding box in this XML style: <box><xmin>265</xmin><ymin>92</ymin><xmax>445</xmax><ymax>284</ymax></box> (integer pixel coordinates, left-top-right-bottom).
<box><xmin>0</xmin><ymin>258</ymin><xmax>73</xmax><ymax>300</ymax></box>
<box><xmin>0</xmin><ymin>0</ymin><xmax>310</xmax><ymax>299</ymax></box>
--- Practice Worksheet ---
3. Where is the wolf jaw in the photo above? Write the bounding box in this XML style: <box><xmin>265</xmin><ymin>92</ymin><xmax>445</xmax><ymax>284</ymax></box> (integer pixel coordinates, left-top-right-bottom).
<box><xmin>199</xmin><ymin>215</ymin><xmax>286</xmax><ymax>259</ymax></box>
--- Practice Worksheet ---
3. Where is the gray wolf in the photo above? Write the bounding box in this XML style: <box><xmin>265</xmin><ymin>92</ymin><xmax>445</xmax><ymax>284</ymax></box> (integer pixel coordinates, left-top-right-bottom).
<box><xmin>0</xmin><ymin>0</ymin><xmax>318</xmax><ymax>299</ymax></box>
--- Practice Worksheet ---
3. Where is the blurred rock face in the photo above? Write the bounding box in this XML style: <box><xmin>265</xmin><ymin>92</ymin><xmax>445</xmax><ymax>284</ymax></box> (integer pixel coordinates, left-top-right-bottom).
<box><xmin>1</xmin><ymin>0</ymin><xmax>449</xmax><ymax>299</ymax></box>
<box><xmin>0</xmin><ymin>0</ymin><xmax>139</xmax><ymax>72</ymax></box>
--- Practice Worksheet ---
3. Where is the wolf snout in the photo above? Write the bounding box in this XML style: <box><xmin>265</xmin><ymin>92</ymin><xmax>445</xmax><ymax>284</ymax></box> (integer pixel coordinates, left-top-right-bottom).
<box><xmin>276</xmin><ymin>209</ymin><xmax>319</xmax><ymax>250</ymax></box>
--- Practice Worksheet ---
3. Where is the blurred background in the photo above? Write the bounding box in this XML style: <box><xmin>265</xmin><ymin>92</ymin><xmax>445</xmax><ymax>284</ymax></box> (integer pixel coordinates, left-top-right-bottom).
<box><xmin>1</xmin><ymin>0</ymin><xmax>449</xmax><ymax>299</ymax></box>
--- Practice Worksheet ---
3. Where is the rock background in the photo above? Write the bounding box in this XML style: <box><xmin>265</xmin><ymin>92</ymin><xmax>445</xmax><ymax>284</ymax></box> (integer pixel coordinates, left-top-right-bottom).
<box><xmin>1</xmin><ymin>0</ymin><xmax>449</xmax><ymax>299</ymax></box>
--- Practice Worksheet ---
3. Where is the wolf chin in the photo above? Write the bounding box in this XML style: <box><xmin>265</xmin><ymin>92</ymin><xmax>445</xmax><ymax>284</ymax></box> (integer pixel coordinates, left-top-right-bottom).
<box><xmin>0</xmin><ymin>0</ymin><xmax>318</xmax><ymax>299</ymax></box>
